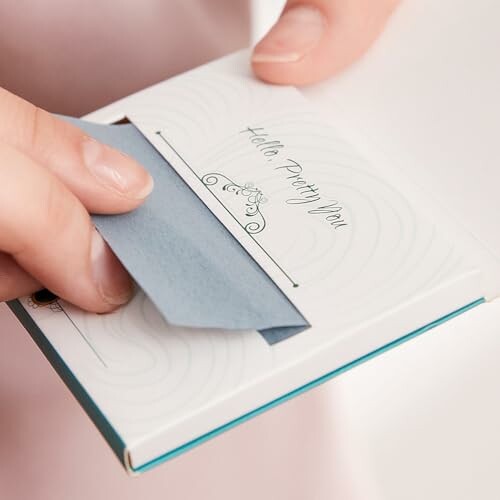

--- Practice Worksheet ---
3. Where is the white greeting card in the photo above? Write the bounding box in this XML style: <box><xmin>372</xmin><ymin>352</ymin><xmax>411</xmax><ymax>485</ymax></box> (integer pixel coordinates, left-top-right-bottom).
<box><xmin>9</xmin><ymin>52</ymin><xmax>491</xmax><ymax>473</ymax></box>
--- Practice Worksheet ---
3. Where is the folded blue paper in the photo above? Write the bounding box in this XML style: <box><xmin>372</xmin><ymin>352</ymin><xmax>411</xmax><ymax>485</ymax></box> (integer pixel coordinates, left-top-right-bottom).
<box><xmin>64</xmin><ymin>117</ymin><xmax>308</xmax><ymax>344</ymax></box>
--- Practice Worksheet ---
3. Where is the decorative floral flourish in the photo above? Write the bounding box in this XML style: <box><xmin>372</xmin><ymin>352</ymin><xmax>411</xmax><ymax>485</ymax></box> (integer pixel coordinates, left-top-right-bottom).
<box><xmin>201</xmin><ymin>173</ymin><xmax>267</xmax><ymax>234</ymax></box>
<box><xmin>28</xmin><ymin>289</ymin><xmax>62</xmax><ymax>312</ymax></box>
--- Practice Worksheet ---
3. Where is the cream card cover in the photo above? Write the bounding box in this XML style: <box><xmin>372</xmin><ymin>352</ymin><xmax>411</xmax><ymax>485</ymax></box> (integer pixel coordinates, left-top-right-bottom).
<box><xmin>9</xmin><ymin>52</ymin><xmax>485</xmax><ymax>473</ymax></box>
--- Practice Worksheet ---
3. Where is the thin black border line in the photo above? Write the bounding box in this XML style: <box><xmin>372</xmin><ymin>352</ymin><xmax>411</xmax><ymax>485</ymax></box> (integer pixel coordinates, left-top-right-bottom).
<box><xmin>59</xmin><ymin>304</ymin><xmax>108</xmax><ymax>368</ymax></box>
<box><xmin>155</xmin><ymin>130</ymin><xmax>299</xmax><ymax>288</ymax></box>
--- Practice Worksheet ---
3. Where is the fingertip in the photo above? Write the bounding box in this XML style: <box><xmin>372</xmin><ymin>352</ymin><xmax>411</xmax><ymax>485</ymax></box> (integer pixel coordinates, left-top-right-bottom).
<box><xmin>82</xmin><ymin>136</ymin><xmax>154</xmax><ymax>205</ymax></box>
<box><xmin>252</xmin><ymin>59</ymin><xmax>314</xmax><ymax>86</ymax></box>
<box><xmin>252</xmin><ymin>0</ymin><xmax>400</xmax><ymax>86</ymax></box>
<box><xmin>251</xmin><ymin>4</ymin><xmax>328</xmax><ymax>86</ymax></box>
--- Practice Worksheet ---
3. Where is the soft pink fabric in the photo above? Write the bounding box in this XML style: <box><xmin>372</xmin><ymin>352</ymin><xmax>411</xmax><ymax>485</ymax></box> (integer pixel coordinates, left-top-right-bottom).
<box><xmin>0</xmin><ymin>0</ymin><xmax>250</xmax><ymax>115</ymax></box>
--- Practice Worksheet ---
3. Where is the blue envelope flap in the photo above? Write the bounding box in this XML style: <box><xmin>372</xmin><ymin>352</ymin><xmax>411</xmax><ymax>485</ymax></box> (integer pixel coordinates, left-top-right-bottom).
<box><xmin>64</xmin><ymin>117</ymin><xmax>309</xmax><ymax>344</ymax></box>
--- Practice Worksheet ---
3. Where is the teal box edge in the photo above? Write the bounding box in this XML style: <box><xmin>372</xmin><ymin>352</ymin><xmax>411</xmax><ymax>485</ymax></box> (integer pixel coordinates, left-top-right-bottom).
<box><xmin>7</xmin><ymin>297</ymin><xmax>485</xmax><ymax>473</ymax></box>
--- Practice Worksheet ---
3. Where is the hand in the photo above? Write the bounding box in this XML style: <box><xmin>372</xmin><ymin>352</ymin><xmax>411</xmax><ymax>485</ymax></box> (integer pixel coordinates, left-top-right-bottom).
<box><xmin>0</xmin><ymin>88</ymin><xmax>153</xmax><ymax>311</ymax></box>
<box><xmin>252</xmin><ymin>0</ymin><xmax>400</xmax><ymax>85</ymax></box>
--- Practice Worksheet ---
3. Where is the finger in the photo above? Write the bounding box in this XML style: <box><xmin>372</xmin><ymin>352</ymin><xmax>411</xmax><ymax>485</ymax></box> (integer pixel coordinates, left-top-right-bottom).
<box><xmin>0</xmin><ymin>87</ymin><xmax>153</xmax><ymax>214</ymax></box>
<box><xmin>252</xmin><ymin>0</ymin><xmax>400</xmax><ymax>85</ymax></box>
<box><xmin>0</xmin><ymin>252</ymin><xmax>41</xmax><ymax>301</ymax></box>
<box><xmin>0</xmin><ymin>140</ymin><xmax>133</xmax><ymax>312</ymax></box>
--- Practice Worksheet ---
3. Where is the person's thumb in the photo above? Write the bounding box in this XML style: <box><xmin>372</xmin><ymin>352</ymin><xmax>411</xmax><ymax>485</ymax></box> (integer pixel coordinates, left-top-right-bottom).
<box><xmin>252</xmin><ymin>0</ymin><xmax>400</xmax><ymax>85</ymax></box>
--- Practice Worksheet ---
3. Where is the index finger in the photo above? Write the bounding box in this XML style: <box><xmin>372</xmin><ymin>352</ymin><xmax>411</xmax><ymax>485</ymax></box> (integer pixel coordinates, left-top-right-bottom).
<box><xmin>0</xmin><ymin>87</ymin><xmax>154</xmax><ymax>214</ymax></box>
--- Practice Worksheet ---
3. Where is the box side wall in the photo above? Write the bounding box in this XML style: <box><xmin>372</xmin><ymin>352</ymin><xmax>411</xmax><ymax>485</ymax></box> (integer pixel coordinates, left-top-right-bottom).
<box><xmin>7</xmin><ymin>300</ymin><xmax>128</xmax><ymax>469</ymax></box>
